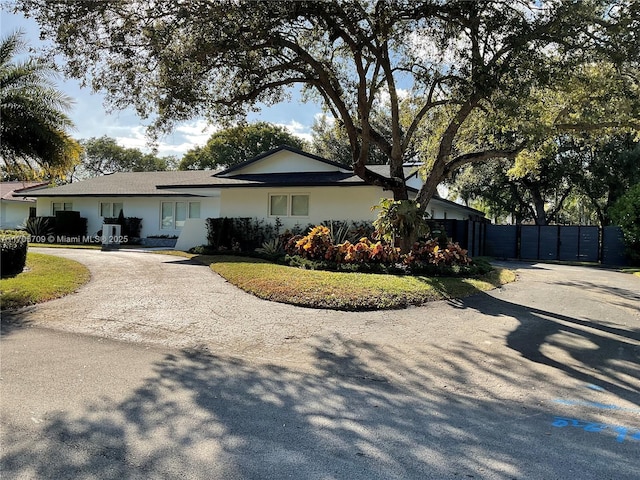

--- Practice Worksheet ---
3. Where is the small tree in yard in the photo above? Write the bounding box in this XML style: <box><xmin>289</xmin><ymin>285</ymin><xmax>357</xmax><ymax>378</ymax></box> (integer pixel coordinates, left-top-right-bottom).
<box><xmin>609</xmin><ymin>183</ymin><xmax>640</xmax><ymax>265</ymax></box>
<box><xmin>372</xmin><ymin>199</ymin><xmax>429</xmax><ymax>253</ymax></box>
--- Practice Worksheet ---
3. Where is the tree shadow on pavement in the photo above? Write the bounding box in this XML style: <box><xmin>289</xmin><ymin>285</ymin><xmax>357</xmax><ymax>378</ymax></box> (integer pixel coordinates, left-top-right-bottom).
<box><xmin>452</xmin><ymin>293</ymin><xmax>640</xmax><ymax>405</ymax></box>
<box><xmin>0</xmin><ymin>308</ymin><xmax>34</xmax><ymax>337</ymax></box>
<box><xmin>2</xmin><ymin>337</ymin><xmax>637</xmax><ymax>480</ymax></box>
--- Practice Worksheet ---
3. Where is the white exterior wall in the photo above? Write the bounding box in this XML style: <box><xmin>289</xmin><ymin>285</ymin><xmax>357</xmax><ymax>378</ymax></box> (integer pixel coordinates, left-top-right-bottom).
<box><xmin>35</xmin><ymin>196</ymin><xmax>220</xmax><ymax>237</ymax></box>
<box><xmin>219</xmin><ymin>186</ymin><xmax>391</xmax><ymax>230</ymax></box>
<box><xmin>428</xmin><ymin>200</ymin><xmax>477</xmax><ymax>220</ymax></box>
<box><xmin>1</xmin><ymin>201</ymin><xmax>33</xmax><ymax>229</ymax></box>
<box><xmin>217</xmin><ymin>186</ymin><xmax>476</xmax><ymax>228</ymax></box>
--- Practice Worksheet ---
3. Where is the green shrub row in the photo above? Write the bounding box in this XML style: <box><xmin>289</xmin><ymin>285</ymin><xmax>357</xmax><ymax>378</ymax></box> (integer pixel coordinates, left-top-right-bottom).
<box><xmin>24</xmin><ymin>212</ymin><xmax>87</xmax><ymax>238</ymax></box>
<box><xmin>1</xmin><ymin>230</ymin><xmax>29</xmax><ymax>277</ymax></box>
<box><xmin>205</xmin><ymin>217</ymin><xmax>375</xmax><ymax>253</ymax></box>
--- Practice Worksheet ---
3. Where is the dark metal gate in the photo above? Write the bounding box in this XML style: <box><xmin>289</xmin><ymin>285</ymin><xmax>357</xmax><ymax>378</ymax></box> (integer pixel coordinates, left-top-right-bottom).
<box><xmin>436</xmin><ymin>220</ymin><xmax>628</xmax><ymax>266</ymax></box>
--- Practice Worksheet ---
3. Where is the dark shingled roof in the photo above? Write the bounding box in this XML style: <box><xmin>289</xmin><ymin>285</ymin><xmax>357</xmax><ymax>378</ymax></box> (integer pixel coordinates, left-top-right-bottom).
<box><xmin>158</xmin><ymin>169</ymin><xmax>418</xmax><ymax>190</ymax></box>
<box><xmin>14</xmin><ymin>171</ymin><xmax>221</xmax><ymax>197</ymax></box>
<box><xmin>3</xmin><ymin>181</ymin><xmax>48</xmax><ymax>202</ymax></box>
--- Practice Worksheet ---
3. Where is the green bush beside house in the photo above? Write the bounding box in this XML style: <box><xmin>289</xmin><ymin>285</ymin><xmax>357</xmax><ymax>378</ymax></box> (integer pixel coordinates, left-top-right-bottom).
<box><xmin>1</xmin><ymin>230</ymin><xmax>30</xmax><ymax>277</ymax></box>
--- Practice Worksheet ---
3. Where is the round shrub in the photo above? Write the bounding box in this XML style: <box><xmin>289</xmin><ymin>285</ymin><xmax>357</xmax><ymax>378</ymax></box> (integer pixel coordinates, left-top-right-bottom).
<box><xmin>1</xmin><ymin>230</ymin><xmax>30</xmax><ymax>277</ymax></box>
<box><xmin>609</xmin><ymin>183</ymin><xmax>640</xmax><ymax>264</ymax></box>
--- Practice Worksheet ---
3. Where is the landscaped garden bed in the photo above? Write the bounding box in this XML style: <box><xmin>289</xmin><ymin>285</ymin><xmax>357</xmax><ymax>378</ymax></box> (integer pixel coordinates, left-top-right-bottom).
<box><xmin>204</xmin><ymin>254</ymin><xmax>515</xmax><ymax>310</ymax></box>
<box><xmin>187</xmin><ymin>212</ymin><xmax>516</xmax><ymax>310</ymax></box>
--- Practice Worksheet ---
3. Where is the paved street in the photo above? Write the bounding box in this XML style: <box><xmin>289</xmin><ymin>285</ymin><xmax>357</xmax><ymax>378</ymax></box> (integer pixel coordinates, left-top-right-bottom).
<box><xmin>1</xmin><ymin>249</ymin><xmax>639</xmax><ymax>479</ymax></box>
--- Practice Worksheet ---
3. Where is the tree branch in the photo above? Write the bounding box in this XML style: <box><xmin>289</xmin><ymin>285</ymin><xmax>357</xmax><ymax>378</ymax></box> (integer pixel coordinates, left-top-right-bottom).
<box><xmin>443</xmin><ymin>145</ymin><xmax>525</xmax><ymax>178</ymax></box>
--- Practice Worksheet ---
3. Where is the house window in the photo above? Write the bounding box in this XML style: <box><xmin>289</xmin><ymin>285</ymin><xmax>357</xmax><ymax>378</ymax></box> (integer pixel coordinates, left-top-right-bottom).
<box><xmin>100</xmin><ymin>202</ymin><xmax>123</xmax><ymax>217</ymax></box>
<box><xmin>52</xmin><ymin>202</ymin><xmax>72</xmax><ymax>214</ymax></box>
<box><xmin>269</xmin><ymin>195</ymin><xmax>288</xmax><ymax>216</ymax></box>
<box><xmin>291</xmin><ymin>195</ymin><xmax>309</xmax><ymax>216</ymax></box>
<box><xmin>175</xmin><ymin>202</ymin><xmax>187</xmax><ymax>228</ymax></box>
<box><xmin>161</xmin><ymin>202</ymin><xmax>174</xmax><ymax>229</ymax></box>
<box><xmin>161</xmin><ymin>201</ymin><xmax>200</xmax><ymax>229</ymax></box>
<box><xmin>189</xmin><ymin>202</ymin><xmax>200</xmax><ymax>219</ymax></box>
<box><xmin>269</xmin><ymin>194</ymin><xmax>309</xmax><ymax>217</ymax></box>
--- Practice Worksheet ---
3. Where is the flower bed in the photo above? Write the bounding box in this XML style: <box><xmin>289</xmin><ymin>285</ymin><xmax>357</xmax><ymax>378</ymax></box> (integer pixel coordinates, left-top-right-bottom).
<box><xmin>282</xmin><ymin>225</ymin><xmax>489</xmax><ymax>277</ymax></box>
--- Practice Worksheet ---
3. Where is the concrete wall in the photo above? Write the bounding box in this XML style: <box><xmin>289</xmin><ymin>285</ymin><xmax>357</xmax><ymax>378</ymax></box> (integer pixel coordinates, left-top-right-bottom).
<box><xmin>35</xmin><ymin>196</ymin><xmax>220</xmax><ymax>238</ymax></box>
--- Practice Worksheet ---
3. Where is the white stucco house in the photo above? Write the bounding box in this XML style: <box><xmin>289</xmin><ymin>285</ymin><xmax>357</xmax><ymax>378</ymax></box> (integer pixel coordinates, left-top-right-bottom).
<box><xmin>15</xmin><ymin>146</ymin><xmax>484</xmax><ymax>249</ymax></box>
<box><xmin>1</xmin><ymin>181</ymin><xmax>45</xmax><ymax>229</ymax></box>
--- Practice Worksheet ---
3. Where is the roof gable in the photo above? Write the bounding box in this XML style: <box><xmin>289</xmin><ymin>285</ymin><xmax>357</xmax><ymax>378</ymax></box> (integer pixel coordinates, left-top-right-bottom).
<box><xmin>216</xmin><ymin>145</ymin><xmax>350</xmax><ymax>177</ymax></box>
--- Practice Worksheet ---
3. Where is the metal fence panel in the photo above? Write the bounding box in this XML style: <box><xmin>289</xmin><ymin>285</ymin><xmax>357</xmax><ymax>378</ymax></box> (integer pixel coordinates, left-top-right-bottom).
<box><xmin>539</xmin><ymin>226</ymin><xmax>559</xmax><ymax>260</ymax></box>
<box><xmin>579</xmin><ymin>226</ymin><xmax>600</xmax><ymax>262</ymax></box>
<box><xmin>558</xmin><ymin>226</ymin><xmax>579</xmax><ymax>261</ymax></box>
<box><xmin>602</xmin><ymin>226</ymin><xmax>627</xmax><ymax>265</ymax></box>
<box><xmin>450</xmin><ymin>221</ymin><xmax>627</xmax><ymax>266</ymax></box>
<box><xmin>468</xmin><ymin>221</ymin><xmax>484</xmax><ymax>257</ymax></box>
<box><xmin>485</xmin><ymin>225</ymin><xmax>517</xmax><ymax>258</ymax></box>
<box><xmin>520</xmin><ymin>226</ymin><xmax>539</xmax><ymax>259</ymax></box>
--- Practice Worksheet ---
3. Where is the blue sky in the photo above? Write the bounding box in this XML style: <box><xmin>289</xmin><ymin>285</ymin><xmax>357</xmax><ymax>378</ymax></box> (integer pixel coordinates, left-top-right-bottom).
<box><xmin>1</xmin><ymin>10</ymin><xmax>323</xmax><ymax>159</ymax></box>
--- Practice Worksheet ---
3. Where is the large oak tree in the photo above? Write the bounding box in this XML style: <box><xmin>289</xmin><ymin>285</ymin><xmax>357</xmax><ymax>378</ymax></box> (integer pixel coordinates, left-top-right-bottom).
<box><xmin>16</xmin><ymin>1</ymin><xmax>639</xmax><ymax>212</ymax></box>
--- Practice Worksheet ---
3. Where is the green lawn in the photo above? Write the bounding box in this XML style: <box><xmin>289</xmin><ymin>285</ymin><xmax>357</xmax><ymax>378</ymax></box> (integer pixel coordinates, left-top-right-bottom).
<box><xmin>0</xmin><ymin>252</ymin><xmax>91</xmax><ymax>310</ymax></box>
<box><xmin>202</xmin><ymin>255</ymin><xmax>516</xmax><ymax>310</ymax></box>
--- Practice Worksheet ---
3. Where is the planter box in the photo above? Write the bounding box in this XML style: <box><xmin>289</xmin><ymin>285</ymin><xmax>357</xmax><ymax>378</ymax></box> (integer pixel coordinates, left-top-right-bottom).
<box><xmin>141</xmin><ymin>237</ymin><xmax>177</xmax><ymax>248</ymax></box>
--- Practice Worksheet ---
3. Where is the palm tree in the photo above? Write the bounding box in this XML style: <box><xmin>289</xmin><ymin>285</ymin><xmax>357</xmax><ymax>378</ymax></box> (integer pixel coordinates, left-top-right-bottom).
<box><xmin>0</xmin><ymin>31</ymin><xmax>81</xmax><ymax>180</ymax></box>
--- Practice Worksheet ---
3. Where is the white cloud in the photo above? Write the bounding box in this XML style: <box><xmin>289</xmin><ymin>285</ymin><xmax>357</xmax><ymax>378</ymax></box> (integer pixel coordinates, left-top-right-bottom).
<box><xmin>276</xmin><ymin>120</ymin><xmax>313</xmax><ymax>143</ymax></box>
<box><xmin>114</xmin><ymin>126</ymin><xmax>148</xmax><ymax>150</ymax></box>
<box><xmin>112</xmin><ymin>120</ymin><xmax>219</xmax><ymax>158</ymax></box>
<box><xmin>174</xmin><ymin>120</ymin><xmax>219</xmax><ymax>146</ymax></box>
<box><xmin>314</xmin><ymin>112</ymin><xmax>335</xmax><ymax>126</ymax></box>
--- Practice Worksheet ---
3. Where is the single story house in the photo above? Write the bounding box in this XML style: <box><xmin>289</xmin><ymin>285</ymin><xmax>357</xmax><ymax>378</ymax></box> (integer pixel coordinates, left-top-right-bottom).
<box><xmin>15</xmin><ymin>146</ymin><xmax>484</xmax><ymax>249</ymax></box>
<box><xmin>1</xmin><ymin>181</ymin><xmax>46</xmax><ymax>229</ymax></box>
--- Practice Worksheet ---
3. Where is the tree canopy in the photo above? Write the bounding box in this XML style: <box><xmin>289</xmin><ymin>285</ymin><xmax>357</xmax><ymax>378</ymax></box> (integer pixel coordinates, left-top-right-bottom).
<box><xmin>0</xmin><ymin>31</ymin><xmax>81</xmax><ymax>180</ymax></box>
<box><xmin>72</xmin><ymin>136</ymin><xmax>176</xmax><ymax>180</ymax></box>
<box><xmin>16</xmin><ymin>0</ymin><xmax>639</xmax><ymax>212</ymax></box>
<box><xmin>311</xmin><ymin>113</ymin><xmax>392</xmax><ymax>166</ymax></box>
<box><xmin>450</xmin><ymin>134</ymin><xmax>640</xmax><ymax>226</ymax></box>
<box><xmin>179</xmin><ymin>122</ymin><xmax>306</xmax><ymax>170</ymax></box>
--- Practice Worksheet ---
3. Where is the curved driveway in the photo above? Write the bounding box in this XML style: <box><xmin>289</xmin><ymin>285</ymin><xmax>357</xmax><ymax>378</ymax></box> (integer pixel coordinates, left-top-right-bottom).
<box><xmin>5</xmin><ymin>248</ymin><xmax>640</xmax><ymax>372</ymax></box>
<box><xmin>2</xmin><ymin>247</ymin><xmax>639</xmax><ymax>479</ymax></box>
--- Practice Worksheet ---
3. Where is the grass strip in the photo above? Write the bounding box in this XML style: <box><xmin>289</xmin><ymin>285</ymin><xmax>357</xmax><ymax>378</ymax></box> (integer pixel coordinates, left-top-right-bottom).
<box><xmin>1</xmin><ymin>253</ymin><xmax>91</xmax><ymax>310</ymax></box>
<box><xmin>204</xmin><ymin>255</ymin><xmax>515</xmax><ymax>310</ymax></box>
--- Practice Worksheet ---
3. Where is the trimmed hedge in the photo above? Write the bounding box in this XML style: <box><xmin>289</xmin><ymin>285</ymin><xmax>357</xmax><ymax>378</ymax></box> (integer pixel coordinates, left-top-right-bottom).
<box><xmin>206</xmin><ymin>217</ymin><xmax>283</xmax><ymax>251</ymax></box>
<box><xmin>55</xmin><ymin>211</ymin><xmax>87</xmax><ymax>237</ymax></box>
<box><xmin>1</xmin><ymin>230</ymin><xmax>29</xmax><ymax>277</ymax></box>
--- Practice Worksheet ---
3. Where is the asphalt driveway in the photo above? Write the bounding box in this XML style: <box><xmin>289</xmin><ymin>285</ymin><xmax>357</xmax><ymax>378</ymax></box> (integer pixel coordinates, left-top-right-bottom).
<box><xmin>1</xmin><ymin>248</ymin><xmax>639</xmax><ymax>479</ymax></box>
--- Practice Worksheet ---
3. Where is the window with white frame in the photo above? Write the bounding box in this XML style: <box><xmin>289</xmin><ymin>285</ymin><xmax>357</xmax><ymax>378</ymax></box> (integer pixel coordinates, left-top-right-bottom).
<box><xmin>100</xmin><ymin>202</ymin><xmax>123</xmax><ymax>217</ymax></box>
<box><xmin>268</xmin><ymin>194</ymin><xmax>309</xmax><ymax>217</ymax></box>
<box><xmin>161</xmin><ymin>201</ymin><xmax>201</xmax><ymax>229</ymax></box>
<box><xmin>52</xmin><ymin>202</ymin><xmax>72</xmax><ymax>214</ymax></box>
